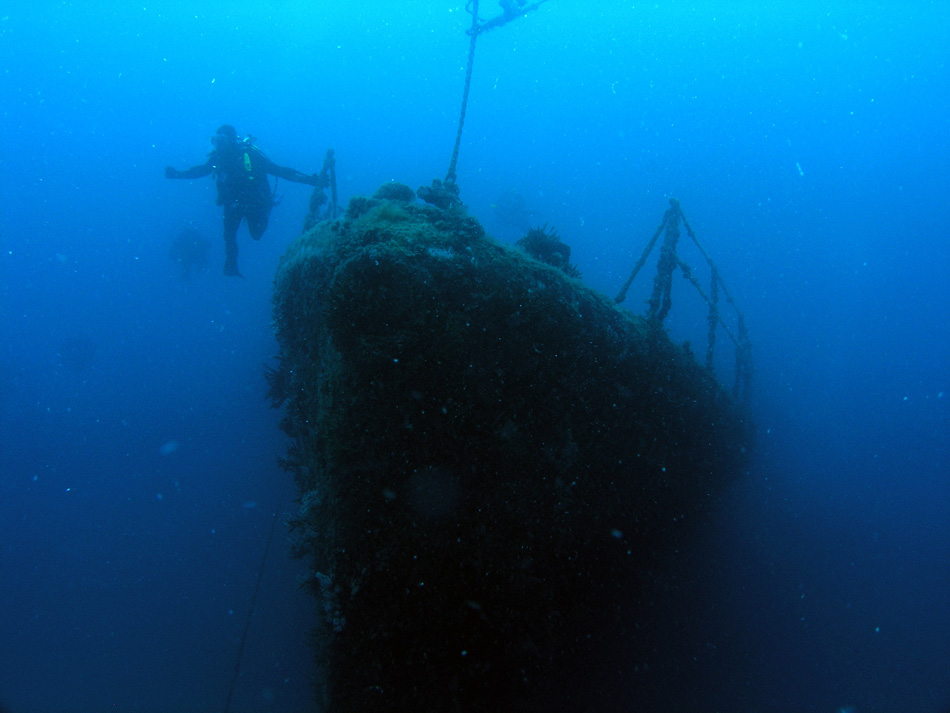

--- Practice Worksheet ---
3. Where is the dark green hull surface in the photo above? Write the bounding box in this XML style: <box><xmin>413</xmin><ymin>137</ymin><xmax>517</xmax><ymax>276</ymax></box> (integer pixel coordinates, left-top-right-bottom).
<box><xmin>272</xmin><ymin>185</ymin><xmax>752</xmax><ymax>712</ymax></box>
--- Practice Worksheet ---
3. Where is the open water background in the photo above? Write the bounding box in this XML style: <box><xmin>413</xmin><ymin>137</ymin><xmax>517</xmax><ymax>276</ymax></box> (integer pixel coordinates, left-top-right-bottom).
<box><xmin>1</xmin><ymin>2</ymin><xmax>947</xmax><ymax>711</ymax></box>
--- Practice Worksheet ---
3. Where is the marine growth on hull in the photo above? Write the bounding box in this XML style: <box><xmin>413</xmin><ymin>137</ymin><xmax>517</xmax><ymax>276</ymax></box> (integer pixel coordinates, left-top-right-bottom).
<box><xmin>270</xmin><ymin>183</ymin><xmax>753</xmax><ymax>712</ymax></box>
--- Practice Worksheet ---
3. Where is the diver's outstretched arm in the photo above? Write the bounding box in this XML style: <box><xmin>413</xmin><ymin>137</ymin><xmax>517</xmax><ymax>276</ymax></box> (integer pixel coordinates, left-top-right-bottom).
<box><xmin>165</xmin><ymin>160</ymin><xmax>213</xmax><ymax>180</ymax></box>
<box><xmin>268</xmin><ymin>161</ymin><xmax>327</xmax><ymax>188</ymax></box>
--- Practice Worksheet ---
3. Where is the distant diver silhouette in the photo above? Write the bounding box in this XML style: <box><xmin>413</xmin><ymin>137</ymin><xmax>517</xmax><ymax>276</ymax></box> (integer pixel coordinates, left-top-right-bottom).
<box><xmin>168</xmin><ymin>226</ymin><xmax>211</xmax><ymax>280</ymax></box>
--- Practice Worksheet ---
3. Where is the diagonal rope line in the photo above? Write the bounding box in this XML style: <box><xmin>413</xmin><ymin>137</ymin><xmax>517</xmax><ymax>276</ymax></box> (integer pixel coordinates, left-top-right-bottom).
<box><xmin>223</xmin><ymin>486</ymin><xmax>286</xmax><ymax>713</ymax></box>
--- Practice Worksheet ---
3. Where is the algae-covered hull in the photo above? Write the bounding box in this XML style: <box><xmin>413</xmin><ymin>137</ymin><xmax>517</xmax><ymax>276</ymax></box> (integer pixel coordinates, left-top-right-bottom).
<box><xmin>271</xmin><ymin>185</ymin><xmax>752</xmax><ymax>712</ymax></box>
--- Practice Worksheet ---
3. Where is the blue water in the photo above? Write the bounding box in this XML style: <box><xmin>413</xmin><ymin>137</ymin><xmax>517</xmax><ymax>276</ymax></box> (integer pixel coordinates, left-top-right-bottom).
<box><xmin>1</xmin><ymin>2</ymin><xmax>947</xmax><ymax>712</ymax></box>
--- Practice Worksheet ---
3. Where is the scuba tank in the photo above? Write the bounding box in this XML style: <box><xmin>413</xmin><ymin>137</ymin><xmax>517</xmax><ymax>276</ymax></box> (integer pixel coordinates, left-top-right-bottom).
<box><xmin>210</xmin><ymin>135</ymin><xmax>277</xmax><ymax>207</ymax></box>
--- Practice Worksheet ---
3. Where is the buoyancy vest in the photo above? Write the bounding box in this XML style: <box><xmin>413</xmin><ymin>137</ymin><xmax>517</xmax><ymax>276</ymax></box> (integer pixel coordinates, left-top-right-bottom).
<box><xmin>213</xmin><ymin>140</ymin><xmax>271</xmax><ymax>207</ymax></box>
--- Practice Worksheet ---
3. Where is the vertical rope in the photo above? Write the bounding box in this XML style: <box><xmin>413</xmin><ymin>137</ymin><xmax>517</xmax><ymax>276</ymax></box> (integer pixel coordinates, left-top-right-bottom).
<box><xmin>445</xmin><ymin>0</ymin><xmax>480</xmax><ymax>187</ymax></box>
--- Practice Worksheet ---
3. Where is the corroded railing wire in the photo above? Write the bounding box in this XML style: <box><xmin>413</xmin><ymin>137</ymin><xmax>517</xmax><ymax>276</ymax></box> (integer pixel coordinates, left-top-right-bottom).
<box><xmin>615</xmin><ymin>199</ymin><xmax>753</xmax><ymax>404</ymax></box>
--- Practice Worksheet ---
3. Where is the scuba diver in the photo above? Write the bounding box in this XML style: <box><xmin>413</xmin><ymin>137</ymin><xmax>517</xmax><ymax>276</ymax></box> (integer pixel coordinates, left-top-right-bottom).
<box><xmin>165</xmin><ymin>124</ymin><xmax>327</xmax><ymax>277</ymax></box>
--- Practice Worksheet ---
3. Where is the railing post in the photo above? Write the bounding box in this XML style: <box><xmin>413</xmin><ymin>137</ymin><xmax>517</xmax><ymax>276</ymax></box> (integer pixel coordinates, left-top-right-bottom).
<box><xmin>647</xmin><ymin>199</ymin><xmax>681</xmax><ymax>324</ymax></box>
<box><xmin>619</xmin><ymin>199</ymin><xmax>751</xmax><ymax>405</ymax></box>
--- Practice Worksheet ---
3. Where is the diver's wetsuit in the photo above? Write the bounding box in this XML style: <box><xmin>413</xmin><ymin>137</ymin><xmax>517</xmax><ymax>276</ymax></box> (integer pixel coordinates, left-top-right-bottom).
<box><xmin>168</xmin><ymin>140</ymin><xmax>322</xmax><ymax>276</ymax></box>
